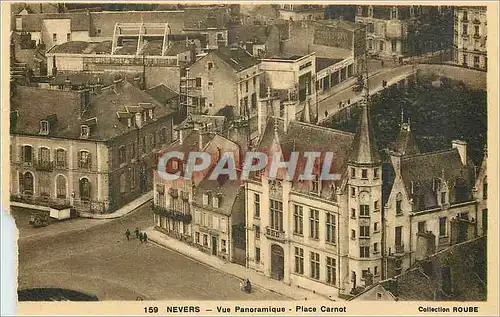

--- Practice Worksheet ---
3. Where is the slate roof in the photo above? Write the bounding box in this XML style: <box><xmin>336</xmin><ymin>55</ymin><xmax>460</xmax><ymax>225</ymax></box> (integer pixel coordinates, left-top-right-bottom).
<box><xmin>47</xmin><ymin>41</ymin><xmax>112</xmax><ymax>54</ymax></box>
<box><xmin>389</xmin><ymin>125</ymin><xmax>420</xmax><ymax>156</ymax></box>
<box><xmin>228</xmin><ymin>25</ymin><xmax>272</xmax><ymax>45</ymax></box>
<box><xmin>348</xmin><ymin>104</ymin><xmax>381</xmax><ymax>165</ymax></box>
<box><xmin>183</xmin><ymin>6</ymin><xmax>230</xmax><ymax>30</ymax></box>
<box><xmin>255</xmin><ymin>117</ymin><xmax>354</xmax><ymax>198</ymax></box>
<box><xmin>10</xmin><ymin>87</ymin><xmax>84</xmax><ymax>137</ymax></box>
<box><xmin>50</xmin><ymin>71</ymin><xmax>141</xmax><ymax>87</ymax></box>
<box><xmin>147</xmin><ymin>84</ymin><xmax>179</xmax><ymax>105</ymax></box>
<box><xmin>163</xmin><ymin>41</ymin><xmax>191</xmax><ymax>56</ymax></box>
<box><xmin>193</xmin><ymin>177</ymin><xmax>244</xmax><ymax>216</ymax></box>
<box><xmin>213</xmin><ymin>46</ymin><xmax>260</xmax><ymax>72</ymax></box>
<box><xmin>400</xmin><ymin>149</ymin><xmax>475</xmax><ymax>210</ymax></box>
<box><xmin>16</xmin><ymin>12</ymin><xmax>91</xmax><ymax>32</ymax></box>
<box><xmin>316</xmin><ymin>19</ymin><xmax>363</xmax><ymax>31</ymax></box>
<box><xmin>11</xmin><ymin>80</ymin><xmax>173</xmax><ymax>141</ymax></box>
<box><xmin>249</xmin><ymin>5</ymin><xmax>280</xmax><ymax>19</ymax></box>
<box><xmin>175</xmin><ymin>115</ymin><xmax>227</xmax><ymax>132</ymax></box>
<box><xmin>316</xmin><ymin>57</ymin><xmax>343</xmax><ymax>71</ymax></box>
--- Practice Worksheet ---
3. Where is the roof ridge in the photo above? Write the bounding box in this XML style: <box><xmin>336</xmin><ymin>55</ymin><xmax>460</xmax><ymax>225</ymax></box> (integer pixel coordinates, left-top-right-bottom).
<box><xmin>292</xmin><ymin>120</ymin><xmax>355</xmax><ymax>137</ymax></box>
<box><xmin>401</xmin><ymin>148</ymin><xmax>457</xmax><ymax>161</ymax></box>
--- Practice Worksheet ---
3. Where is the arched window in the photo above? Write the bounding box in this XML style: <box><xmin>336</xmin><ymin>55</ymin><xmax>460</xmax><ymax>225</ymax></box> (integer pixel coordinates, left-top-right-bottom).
<box><xmin>118</xmin><ymin>145</ymin><xmax>127</xmax><ymax>164</ymax></box>
<box><xmin>409</xmin><ymin>6</ymin><xmax>415</xmax><ymax>17</ymax></box>
<box><xmin>21</xmin><ymin>171</ymin><xmax>34</xmax><ymax>195</ymax></box>
<box><xmin>55</xmin><ymin>149</ymin><xmax>67</xmax><ymax>169</ymax></box>
<box><xmin>56</xmin><ymin>175</ymin><xmax>67</xmax><ymax>198</ymax></box>
<box><xmin>79</xmin><ymin>178</ymin><xmax>91</xmax><ymax>201</ymax></box>
<box><xmin>396</xmin><ymin>193</ymin><xmax>403</xmax><ymax>214</ymax></box>
<box><xmin>357</xmin><ymin>6</ymin><xmax>363</xmax><ymax>16</ymax></box>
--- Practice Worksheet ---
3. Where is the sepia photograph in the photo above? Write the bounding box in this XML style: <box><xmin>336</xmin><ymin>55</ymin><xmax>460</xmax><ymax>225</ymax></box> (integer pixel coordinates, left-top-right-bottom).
<box><xmin>2</xmin><ymin>1</ymin><xmax>497</xmax><ymax>315</ymax></box>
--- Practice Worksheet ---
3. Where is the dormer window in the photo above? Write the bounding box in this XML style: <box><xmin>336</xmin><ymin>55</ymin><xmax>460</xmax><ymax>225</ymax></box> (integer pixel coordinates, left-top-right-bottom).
<box><xmin>142</xmin><ymin>111</ymin><xmax>147</xmax><ymax>123</ymax></box>
<box><xmin>368</xmin><ymin>6</ymin><xmax>373</xmax><ymax>17</ymax></box>
<box><xmin>441</xmin><ymin>191</ymin><xmax>448</xmax><ymax>205</ymax></box>
<box><xmin>409</xmin><ymin>6</ymin><xmax>415</xmax><ymax>17</ymax></box>
<box><xmin>148</xmin><ymin>109</ymin><xmax>153</xmax><ymax>119</ymax></box>
<box><xmin>127</xmin><ymin>118</ymin><xmax>132</xmax><ymax>127</ymax></box>
<box><xmin>203</xmin><ymin>193</ymin><xmax>210</xmax><ymax>205</ymax></box>
<box><xmin>80</xmin><ymin>125</ymin><xmax>90</xmax><ymax>138</ymax></box>
<box><xmin>311</xmin><ymin>175</ymin><xmax>319</xmax><ymax>194</ymax></box>
<box><xmin>40</xmin><ymin>120</ymin><xmax>49</xmax><ymax>135</ymax></box>
<box><xmin>357</xmin><ymin>6</ymin><xmax>363</xmax><ymax>16</ymax></box>
<box><xmin>213</xmin><ymin>195</ymin><xmax>221</xmax><ymax>208</ymax></box>
<box><xmin>391</xmin><ymin>6</ymin><xmax>398</xmax><ymax>20</ymax></box>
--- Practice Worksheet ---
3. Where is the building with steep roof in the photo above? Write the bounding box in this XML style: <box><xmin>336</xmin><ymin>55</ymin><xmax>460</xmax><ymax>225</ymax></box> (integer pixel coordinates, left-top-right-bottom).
<box><xmin>383</xmin><ymin>117</ymin><xmax>479</xmax><ymax>280</ymax></box>
<box><xmin>10</xmin><ymin>76</ymin><xmax>175</xmax><ymax>214</ymax></box>
<box><xmin>350</xmin><ymin>236</ymin><xmax>486</xmax><ymax>301</ymax></box>
<box><xmin>182</xmin><ymin>45</ymin><xmax>261</xmax><ymax>117</ymax></box>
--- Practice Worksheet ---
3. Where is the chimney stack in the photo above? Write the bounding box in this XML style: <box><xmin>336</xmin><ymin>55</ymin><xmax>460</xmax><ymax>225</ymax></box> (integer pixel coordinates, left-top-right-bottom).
<box><xmin>113</xmin><ymin>75</ymin><xmax>124</xmax><ymax>95</ymax></box>
<box><xmin>452</xmin><ymin>140</ymin><xmax>467</xmax><ymax>165</ymax></box>
<box><xmin>283</xmin><ymin>100</ymin><xmax>296</xmax><ymax>133</ymax></box>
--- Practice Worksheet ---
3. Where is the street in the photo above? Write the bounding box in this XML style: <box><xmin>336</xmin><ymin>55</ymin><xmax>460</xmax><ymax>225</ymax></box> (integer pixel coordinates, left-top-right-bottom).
<box><xmin>316</xmin><ymin>64</ymin><xmax>414</xmax><ymax>121</ymax></box>
<box><xmin>12</xmin><ymin>204</ymin><xmax>287</xmax><ymax>301</ymax></box>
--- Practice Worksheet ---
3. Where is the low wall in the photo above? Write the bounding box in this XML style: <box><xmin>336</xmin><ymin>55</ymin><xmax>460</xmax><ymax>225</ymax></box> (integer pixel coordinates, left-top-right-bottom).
<box><xmin>416</xmin><ymin>64</ymin><xmax>487</xmax><ymax>90</ymax></box>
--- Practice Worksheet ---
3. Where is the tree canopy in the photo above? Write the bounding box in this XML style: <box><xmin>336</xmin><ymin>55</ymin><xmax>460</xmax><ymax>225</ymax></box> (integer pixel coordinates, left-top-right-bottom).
<box><xmin>321</xmin><ymin>75</ymin><xmax>487</xmax><ymax>166</ymax></box>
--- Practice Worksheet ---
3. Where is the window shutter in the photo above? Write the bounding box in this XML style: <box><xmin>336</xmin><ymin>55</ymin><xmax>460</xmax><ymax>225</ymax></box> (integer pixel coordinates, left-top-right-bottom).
<box><xmin>32</xmin><ymin>149</ymin><xmax>35</xmax><ymax>164</ymax></box>
<box><xmin>19</xmin><ymin>146</ymin><xmax>23</xmax><ymax>163</ymax></box>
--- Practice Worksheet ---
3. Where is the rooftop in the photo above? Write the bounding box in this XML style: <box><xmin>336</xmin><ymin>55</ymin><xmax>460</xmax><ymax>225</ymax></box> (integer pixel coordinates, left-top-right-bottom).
<box><xmin>213</xmin><ymin>46</ymin><xmax>260</xmax><ymax>72</ymax></box>
<box><xmin>11</xmin><ymin>79</ymin><xmax>174</xmax><ymax>141</ymax></box>
<box><xmin>316</xmin><ymin>19</ymin><xmax>364</xmax><ymax>31</ymax></box>
<box><xmin>47</xmin><ymin>41</ymin><xmax>112</xmax><ymax>55</ymax></box>
<box><xmin>228</xmin><ymin>25</ymin><xmax>272</xmax><ymax>45</ymax></box>
<box><xmin>15</xmin><ymin>12</ymin><xmax>91</xmax><ymax>32</ymax></box>
<box><xmin>147</xmin><ymin>84</ymin><xmax>179</xmax><ymax>105</ymax></box>
<box><xmin>193</xmin><ymin>177</ymin><xmax>244</xmax><ymax>216</ymax></box>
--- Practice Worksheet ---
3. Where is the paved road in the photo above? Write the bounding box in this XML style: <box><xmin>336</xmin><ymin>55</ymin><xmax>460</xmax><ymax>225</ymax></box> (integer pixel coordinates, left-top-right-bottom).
<box><xmin>13</xmin><ymin>204</ymin><xmax>286</xmax><ymax>301</ymax></box>
<box><xmin>316</xmin><ymin>65</ymin><xmax>414</xmax><ymax>121</ymax></box>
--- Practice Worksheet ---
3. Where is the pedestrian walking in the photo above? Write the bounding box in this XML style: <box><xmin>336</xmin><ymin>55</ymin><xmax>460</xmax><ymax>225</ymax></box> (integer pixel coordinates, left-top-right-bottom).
<box><xmin>324</xmin><ymin>110</ymin><xmax>329</xmax><ymax>118</ymax></box>
<box><xmin>139</xmin><ymin>232</ymin><xmax>144</xmax><ymax>243</ymax></box>
<box><xmin>134</xmin><ymin>227</ymin><xmax>140</xmax><ymax>239</ymax></box>
<box><xmin>347</xmin><ymin>98</ymin><xmax>351</xmax><ymax>105</ymax></box>
<box><xmin>125</xmin><ymin>229</ymin><xmax>131</xmax><ymax>241</ymax></box>
<box><xmin>143</xmin><ymin>232</ymin><xmax>148</xmax><ymax>243</ymax></box>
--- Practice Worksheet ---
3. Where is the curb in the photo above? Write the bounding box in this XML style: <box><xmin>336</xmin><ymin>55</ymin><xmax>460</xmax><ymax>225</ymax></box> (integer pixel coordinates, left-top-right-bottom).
<box><xmin>78</xmin><ymin>194</ymin><xmax>153</xmax><ymax>220</ymax></box>
<box><xmin>146</xmin><ymin>234</ymin><xmax>295</xmax><ymax>300</ymax></box>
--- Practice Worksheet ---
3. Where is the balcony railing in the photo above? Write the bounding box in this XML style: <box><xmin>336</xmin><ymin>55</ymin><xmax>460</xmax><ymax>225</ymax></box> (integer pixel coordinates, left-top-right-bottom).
<box><xmin>35</xmin><ymin>160</ymin><xmax>54</xmax><ymax>172</ymax></box>
<box><xmin>54</xmin><ymin>160</ymin><xmax>68</xmax><ymax>170</ymax></box>
<box><xmin>265</xmin><ymin>226</ymin><xmax>286</xmax><ymax>242</ymax></box>
<box><xmin>395</xmin><ymin>244</ymin><xmax>404</xmax><ymax>255</ymax></box>
<box><xmin>78</xmin><ymin>159</ymin><xmax>92</xmax><ymax>170</ymax></box>
<box><xmin>438</xmin><ymin>236</ymin><xmax>450</xmax><ymax>245</ymax></box>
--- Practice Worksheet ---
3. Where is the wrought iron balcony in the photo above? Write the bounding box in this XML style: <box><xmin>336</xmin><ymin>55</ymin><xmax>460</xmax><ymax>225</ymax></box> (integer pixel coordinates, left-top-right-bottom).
<box><xmin>35</xmin><ymin>160</ymin><xmax>54</xmax><ymax>172</ymax></box>
<box><xmin>395</xmin><ymin>244</ymin><xmax>405</xmax><ymax>255</ymax></box>
<box><xmin>265</xmin><ymin>226</ymin><xmax>286</xmax><ymax>242</ymax></box>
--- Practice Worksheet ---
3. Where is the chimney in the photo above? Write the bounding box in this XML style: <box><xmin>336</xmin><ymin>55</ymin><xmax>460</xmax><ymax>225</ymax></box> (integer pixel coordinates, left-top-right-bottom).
<box><xmin>283</xmin><ymin>100</ymin><xmax>296</xmax><ymax>133</ymax></box>
<box><xmin>452</xmin><ymin>140</ymin><xmax>467</xmax><ymax>165</ymax></box>
<box><xmin>194</xmin><ymin>128</ymin><xmax>204</xmax><ymax>150</ymax></box>
<box><xmin>257</xmin><ymin>96</ymin><xmax>268</xmax><ymax>136</ymax></box>
<box><xmin>113</xmin><ymin>75</ymin><xmax>124</xmax><ymax>95</ymax></box>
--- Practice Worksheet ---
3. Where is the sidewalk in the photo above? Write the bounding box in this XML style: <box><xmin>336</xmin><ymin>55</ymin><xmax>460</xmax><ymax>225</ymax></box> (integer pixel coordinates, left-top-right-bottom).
<box><xmin>78</xmin><ymin>191</ymin><xmax>153</xmax><ymax>219</ymax></box>
<box><xmin>146</xmin><ymin>228</ymin><xmax>340</xmax><ymax>301</ymax></box>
